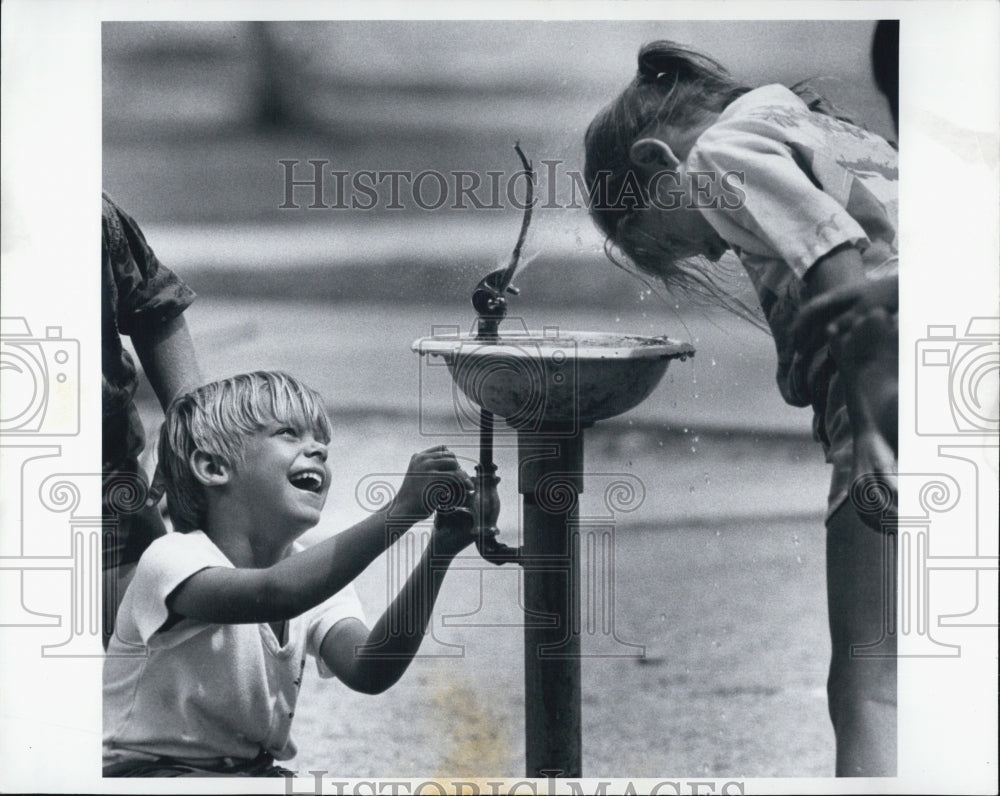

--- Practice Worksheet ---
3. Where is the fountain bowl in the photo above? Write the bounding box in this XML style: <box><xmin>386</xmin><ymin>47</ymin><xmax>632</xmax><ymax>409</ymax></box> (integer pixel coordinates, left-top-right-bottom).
<box><xmin>413</xmin><ymin>330</ymin><xmax>694</xmax><ymax>427</ymax></box>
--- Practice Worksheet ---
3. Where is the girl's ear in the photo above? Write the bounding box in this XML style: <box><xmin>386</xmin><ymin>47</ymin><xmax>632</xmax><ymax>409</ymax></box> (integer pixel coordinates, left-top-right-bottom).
<box><xmin>629</xmin><ymin>137</ymin><xmax>682</xmax><ymax>170</ymax></box>
<box><xmin>190</xmin><ymin>449</ymin><xmax>231</xmax><ymax>487</ymax></box>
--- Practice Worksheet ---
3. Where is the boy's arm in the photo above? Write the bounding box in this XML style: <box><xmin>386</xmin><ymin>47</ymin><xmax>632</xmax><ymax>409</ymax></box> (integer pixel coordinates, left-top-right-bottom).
<box><xmin>167</xmin><ymin>507</ymin><xmax>399</xmax><ymax>624</ymax></box>
<box><xmin>166</xmin><ymin>448</ymin><xmax>472</xmax><ymax>625</ymax></box>
<box><xmin>319</xmin><ymin>514</ymin><xmax>475</xmax><ymax>694</ymax></box>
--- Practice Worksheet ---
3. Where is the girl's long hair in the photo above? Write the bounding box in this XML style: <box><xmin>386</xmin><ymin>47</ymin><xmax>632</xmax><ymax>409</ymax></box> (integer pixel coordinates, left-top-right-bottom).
<box><xmin>584</xmin><ymin>40</ymin><xmax>854</xmax><ymax>326</ymax></box>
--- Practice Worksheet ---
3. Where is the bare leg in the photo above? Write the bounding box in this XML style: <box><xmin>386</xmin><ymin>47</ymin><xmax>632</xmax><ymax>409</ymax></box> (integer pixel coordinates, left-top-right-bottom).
<box><xmin>826</xmin><ymin>502</ymin><xmax>897</xmax><ymax>776</ymax></box>
<box><xmin>829</xmin><ymin>307</ymin><xmax>899</xmax><ymax>530</ymax></box>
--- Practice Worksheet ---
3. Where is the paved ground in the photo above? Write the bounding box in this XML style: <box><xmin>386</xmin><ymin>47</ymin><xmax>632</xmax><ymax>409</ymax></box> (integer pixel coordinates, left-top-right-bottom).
<box><xmin>292</xmin><ymin>514</ymin><xmax>833</xmax><ymax>779</ymax></box>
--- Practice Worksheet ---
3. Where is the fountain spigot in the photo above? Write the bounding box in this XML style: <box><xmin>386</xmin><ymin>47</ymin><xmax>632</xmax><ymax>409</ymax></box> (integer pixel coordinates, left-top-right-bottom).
<box><xmin>473</xmin><ymin>142</ymin><xmax>532</xmax><ymax>342</ymax></box>
<box><xmin>472</xmin><ymin>269</ymin><xmax>520</xmax><ymax>341</ymax></box>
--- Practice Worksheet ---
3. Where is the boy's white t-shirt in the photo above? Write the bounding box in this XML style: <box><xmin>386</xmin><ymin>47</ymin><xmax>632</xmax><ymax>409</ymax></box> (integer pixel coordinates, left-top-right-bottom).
<box><xmin>103</xmin><ymin>530</ymin><xmax>366</xmax><ymax>766</ymax></box>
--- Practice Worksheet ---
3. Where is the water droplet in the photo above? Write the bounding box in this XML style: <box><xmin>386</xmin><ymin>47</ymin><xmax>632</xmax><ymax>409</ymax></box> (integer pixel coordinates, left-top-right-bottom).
<box><xmin>715</xmin><ymin>530</ymin><xmax>721</xmax><ymax>537</ymax></box>
<box><xmin>658</xmin><ymin>440</ymin><xmax>664</xmax><ymax>447</ymax></box>
<box><xmin>690</xmin><ymin>446</ymin><xmax>697</xmax><ymax>453</ymax></box>
<box><xmin>692</xmin><ymin>435</ymin><xmax>699</xmax><ymax>443</ymax></box>
<box><xmin>710</xmin><ymin>357</ymin><xmax>717</xmax><ymax>367</ymax></box>
<box><xmin>792</xmin><ymin>534</ymin><xmax>800</xmax><ymax>545</ymax></box>
<box><xmin>683</xmin><ymin>427</ymin><xmax>688</xmax><ymax>434</ymax></box>
<box><xmin>614</xmin><ymin>316</ymin><xmax>621</xmax><ymax>323</ymax></box>
<box><xmin>796</xmin><ymin>555</ymin><xmax>803</xmax><ymax>564</ymax></box>
<box><xmin>659</xmin><ymin>613</ymin><xmax>666</xmax><ymax>622</ymax></box>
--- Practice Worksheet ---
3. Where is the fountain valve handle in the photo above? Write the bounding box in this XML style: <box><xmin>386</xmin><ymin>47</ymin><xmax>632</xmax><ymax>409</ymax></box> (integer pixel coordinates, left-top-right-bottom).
<box><xmin>471</xmin><ymin>463</ymin><xmax>523</xmax><ymax>566</ymax></box>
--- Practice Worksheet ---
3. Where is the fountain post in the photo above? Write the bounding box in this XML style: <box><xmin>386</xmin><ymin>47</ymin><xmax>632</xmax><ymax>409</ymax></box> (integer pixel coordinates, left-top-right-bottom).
<box><xmin>517</xmin><ymin>423</ymin><xmax>586</xmax><ymax>777</ymax></box>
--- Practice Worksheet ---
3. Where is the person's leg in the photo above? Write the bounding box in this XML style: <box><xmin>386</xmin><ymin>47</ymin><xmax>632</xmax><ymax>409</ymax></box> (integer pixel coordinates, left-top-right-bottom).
<box><xmin>830</xmin><ymin>307</ymin><xmax>899</xmax><ymax>531</ymax></box>
<box><xmin>825</xmin><ymin>501</ymin><xmax>897</xmax><ymax>776</ymax></box>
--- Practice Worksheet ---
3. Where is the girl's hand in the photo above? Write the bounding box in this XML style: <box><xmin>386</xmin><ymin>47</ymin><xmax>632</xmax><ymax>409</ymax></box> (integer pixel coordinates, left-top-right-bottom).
<box><xmin>393</xmin><ymin>446</ymin><xmax>474</xmax><ymax>522</ymax></box>
<box><xmin>792</xmin><ymin>273</ymin><xmax>898</xmax><ymax>355</ymax></box>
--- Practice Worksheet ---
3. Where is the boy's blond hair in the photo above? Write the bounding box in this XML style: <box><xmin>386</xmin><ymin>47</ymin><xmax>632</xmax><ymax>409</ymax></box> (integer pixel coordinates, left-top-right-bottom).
<box><xmin>158</xmin><ymin>371</ymin><xmax>332</xmax><ymax>532</ymax></box>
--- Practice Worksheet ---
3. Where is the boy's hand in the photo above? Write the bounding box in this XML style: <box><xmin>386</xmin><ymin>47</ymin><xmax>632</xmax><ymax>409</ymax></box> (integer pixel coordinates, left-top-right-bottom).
<box><xmin>432</xmin><ymin>505</ymin><xmax>477</xmax><ymax>557</ymax></box>
<box><xmin>393</xmin><ymin>446</ymin><xmax>474</xmax><ymax>522</ymax></box>
<box><xmin>433</xmin><ymin>467</ymin><xmax>503</xmax><ymax>557</ymax></box>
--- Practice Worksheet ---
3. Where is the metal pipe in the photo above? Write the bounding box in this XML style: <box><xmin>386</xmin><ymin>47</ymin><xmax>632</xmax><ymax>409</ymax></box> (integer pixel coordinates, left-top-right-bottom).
<box><xmin>479</xmin><ymin>407</ymin><xmax>494</xmax><ymax>470</ymax></box>
<box><xmin>519</xmin><ymin>425</ymin><xmax>584</xmax><ymax>778</ymax></box>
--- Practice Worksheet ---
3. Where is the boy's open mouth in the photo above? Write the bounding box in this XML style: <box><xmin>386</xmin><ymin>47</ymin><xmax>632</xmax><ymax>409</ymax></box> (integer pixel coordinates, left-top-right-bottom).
<box><xmin>289</xmin><ymin>471</ymin><xmax>324</xmax><ymax>493</ymax></box>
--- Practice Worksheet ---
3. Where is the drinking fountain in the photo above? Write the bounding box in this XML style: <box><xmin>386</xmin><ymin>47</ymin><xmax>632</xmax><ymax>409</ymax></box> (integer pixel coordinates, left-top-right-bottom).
<box><xmin>412</xmin><ymin>146</ymin><xmax>694</xmax><ymax>778</ymax></box>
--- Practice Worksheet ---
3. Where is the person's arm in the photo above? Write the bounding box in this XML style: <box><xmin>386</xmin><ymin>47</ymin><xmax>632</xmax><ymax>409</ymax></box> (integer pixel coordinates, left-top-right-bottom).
<box><xmin>795</xmin><ymin>245</ymin><xmax>898</xmax><ymax>352</ymax></box>
<box><xmin>318</xmin><ymin>511</ymin><xmax>475</xmax><ymax>694</ymax></box>
<box><xmin>166</xmin><ymin>448</ymin><xmax>473</xmax><ymax>625</ymax></box>
<box><xmin>132</xmin><ymin>314</ymin><xmax>203</xmax><ymax>411</ymax></box>
<box><xmin>105</xmin><ymin>195</ymin><xmax>200</xmax><ymax>407</ymax></box>
<box><xmin>802</xmin><ymin>242</ymin><xmax>866</xmax><ymax>298</ymax></box>
<box><xmin>793</xmin><ymin>272</ymin><xmax>899</xmax><ymax>349</ymax></box>
<box><xmin>167</xmin><ymin>506</ymin><xmax>400</xmax><ymax>623</ymax></box>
